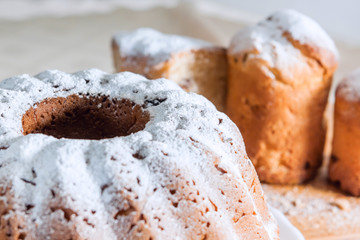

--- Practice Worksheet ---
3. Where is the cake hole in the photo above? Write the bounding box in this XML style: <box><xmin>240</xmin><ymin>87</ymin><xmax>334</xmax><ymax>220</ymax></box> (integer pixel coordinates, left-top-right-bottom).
<box><xmin>331</xmin><ymin>155</ymin><xmax>339</xmax><ymax>163</ymax></box>
<box><xmin>114</xmin><ymin>205</ymin><xmax>136</xmax><ymax>219</ymax></box>
<box><xmin>25</xmin><ymin>204</ymin><xmax>34</xmax><ymax>212</ymax></box>
<box><xmin>22</xmin><ymin>94</ymin><xmax>150</xmax><ymax>140</ymax></box>
<box><xmin>133</xmin><ymin>152</ymin><xmax>145</xmax><ymax>160</ymax></box>
<box><xmin>333</xmin><ymin>180</ymin><xmax>341</xmax><ymax>188</ymax></box>
<box><xmin>18</xmin><ymin>233</ymin><xmax>26</xmax><ymax>240</ymax></box>
<box><xmin>50</xmin><ymin>189</ymin><xmax>56</xmax><ymax>198</ymax></box>
<box><xmin>101</xmin><ymin>184</ymin><xmax>110</xmax><ymax>194</ymax></box>
<box><xmin>124</xmin><ymin>187</ymin><xmax>132</xmax><ymax>192</ymax></box>
<box><xmin>139</xmin><ymin>214</ymin><xmax>147</xmax><ymax>223</ymax></box>
<box><xmin>50</xmin><ymin>207</ymin><xmax>78</xmax><ymax>221</ymax></box>
<box><xmin>31</xmin><ymin>168</ymin><xmax>37</xmax><ymax>178</ymax></box>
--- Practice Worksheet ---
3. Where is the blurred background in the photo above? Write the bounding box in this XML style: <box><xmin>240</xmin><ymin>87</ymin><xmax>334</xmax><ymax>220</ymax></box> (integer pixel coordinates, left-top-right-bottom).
<box><xmin>0</xmin><ymin>0</ymin><xmax>359</xmax><ymax>81</ymax></box>
<box><xmin>0</xmin><ymin>1</ymin><xmax>359</xmax><ymax>238</ymax></box>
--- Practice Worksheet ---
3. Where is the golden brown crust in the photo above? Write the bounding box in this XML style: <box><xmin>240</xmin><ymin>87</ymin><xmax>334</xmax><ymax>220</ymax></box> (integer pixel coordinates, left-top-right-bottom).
<box><xmin>283</xmin><ymin>31</ymin><xmax>338</xmax><ymax>79</ymax></box>
<box><xmin>329</xmin><ymin>84</ymin><xmax>360</xmax><ymax>196</ymax></box>
<box><xmin>227</xmin><ymin>22</ymin><xmax>337</xmax><ymax>184</ymax></box>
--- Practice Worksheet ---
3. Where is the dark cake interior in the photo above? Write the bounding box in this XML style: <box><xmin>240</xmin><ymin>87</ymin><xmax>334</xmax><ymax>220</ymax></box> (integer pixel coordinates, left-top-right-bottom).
<box><xmin>22</xmin><ymin>94</ymin><xmax>150</xmax><ymax>140</ymax></box>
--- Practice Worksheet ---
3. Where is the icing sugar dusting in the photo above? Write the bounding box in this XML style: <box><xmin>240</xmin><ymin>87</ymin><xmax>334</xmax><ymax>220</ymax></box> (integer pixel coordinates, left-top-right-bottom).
<box><xmin>336</xmin><ymin>68</ymin><xmax>360</xmax><ymax>102</ymax></box>
<box><xmin>113</xmin><ymin>28</ymin><xmax>214</xmax><ymax>66</ymax></box>
<box><xmin>271</xmin><ymin>9</ymin><xmax>338</xmax><ymax>59</ymax></box>
<box><xmin>0</xmin><ymin>69</ymin><xmax>278</xmax><ymax>239</ymax></box>
<box><xmin>229</xmin><ymin>9</ymin><xmax>338</xmax><ymax>78</ymax></box>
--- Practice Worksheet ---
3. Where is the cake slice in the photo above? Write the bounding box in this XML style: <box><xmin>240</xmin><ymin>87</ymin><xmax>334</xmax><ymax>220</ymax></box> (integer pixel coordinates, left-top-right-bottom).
<box><xmin>227</xmin><ymin>10</ymin><xmax>338</xmax><ymax>184</ymax></box>
<box><xmin>329</xmin><ymin>69</ymin><xmax>360</xmax><ymax>196</ymax></box>
<box><xmin>112</xmin><ymin>28</ymin><xmax>228</xmax><ymax>111</ymax></box>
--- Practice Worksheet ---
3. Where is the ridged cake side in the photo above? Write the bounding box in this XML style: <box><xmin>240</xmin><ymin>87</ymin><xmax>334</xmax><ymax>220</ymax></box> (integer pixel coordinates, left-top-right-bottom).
<box><xmin>0</xmin><ymin>69</ymin><xmax>278</xmax><ymax>239</ymax></box>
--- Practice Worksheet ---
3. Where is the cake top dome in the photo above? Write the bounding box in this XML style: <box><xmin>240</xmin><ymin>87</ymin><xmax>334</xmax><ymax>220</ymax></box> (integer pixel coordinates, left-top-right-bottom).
<box><xmin>0</xmin><ymin>69</ymin><xmax>278</xmax><ymax>239</ymax></box>
<box><xmin>229</xmin><ymin>9</ymin><xmax>338</xmax><ymax>80</ymax></box>
<box><xmin>113</xmin><ymin>28</ymin><xmax>215</xmax><ymax>66</ymax></box>
<box><xmin>336</xmin><ymin>68</ymin><xmax>360</xmax><ymax>102</ymax></box>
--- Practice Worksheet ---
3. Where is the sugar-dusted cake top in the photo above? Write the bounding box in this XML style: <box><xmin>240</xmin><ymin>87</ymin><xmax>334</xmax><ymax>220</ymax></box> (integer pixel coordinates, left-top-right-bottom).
<box><xmin>229</xmin><ymin>9</ymin><xmax>338</xmax><ymax>73</ymax></box>
<box><xmin>113</xmin><ymin>28</ymin><xmax>215</xmax><ymax>65</ymax></box>
<box><xmin>336</xmin><ymin>69</ymin><xmax>360</xmax><ymax>102</ymax></box>
<box><xmin>0</xmin><ymin>69</ymin><xmax>278</xmax><ymax>239</ymax></box>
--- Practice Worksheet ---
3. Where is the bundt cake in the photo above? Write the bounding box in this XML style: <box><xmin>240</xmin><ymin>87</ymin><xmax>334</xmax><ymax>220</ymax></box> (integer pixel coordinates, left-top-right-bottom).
<box><xmin>0</xmin><ymin>69</ymin><xmax>278</xmax><ymax>239</ymax></box>
<box><xmin>329</xmin><ymin>69</ymin><xmax>360</xmax><ymax>196</ymax></box>
<box><xmin>112</xmin><ymin>28</ymin><xmax>228</xmax><ymax>111</ymax></box>
<box><xmin>227</xmin><ymin>9</ymin><xmax>339</xmax><ymax>184</ymax></box>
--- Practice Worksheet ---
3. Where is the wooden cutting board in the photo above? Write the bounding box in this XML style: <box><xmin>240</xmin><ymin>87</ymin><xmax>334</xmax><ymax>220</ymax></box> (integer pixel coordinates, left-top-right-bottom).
<box><xmin>262</xmin><ymin>166</ymin><xmax>360</xmax><ymax>240</ymax></box>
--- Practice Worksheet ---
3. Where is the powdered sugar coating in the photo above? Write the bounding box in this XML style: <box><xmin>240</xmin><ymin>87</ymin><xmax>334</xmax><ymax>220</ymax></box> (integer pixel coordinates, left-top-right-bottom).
<box><xmin>0</xmin><ymin>69</ymin><xmax>278</xmax><ymax>239</ymax></box>
<box><xmin>336</xmin><ymin>68</ymin><xmax>360</xmax><ymax>102</ymax></box>
<box><xmin>113</xmin><ymin>28</ymin><xmax>214</xmax><ymax>66</ymax></box>
<box><xmin>271</xmin><ymin>9</ymin><xmax>338</xmax><ymax>58</ymax></box>
<box><xmin>229</xmin><ymin>9</ymin><xmax>339</xmax><ymax>79</ymax></box>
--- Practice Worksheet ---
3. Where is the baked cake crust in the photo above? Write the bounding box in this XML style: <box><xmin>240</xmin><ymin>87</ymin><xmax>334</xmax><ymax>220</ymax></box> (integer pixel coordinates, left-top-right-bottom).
<box><xmin>329</xmin><ymin>69</ymin><xmax>360</xmax><ymax>196</ymax></box>
<box><xmin>112</xmin><ymin>28</ymin><xmax>228</xmax><ymax>111</ymax></box>
<box><xmin>0</xmin><ymin>69</ymin><xmax>278</xmax><ymax>239</ymax></box>
<box><xmin>227</xmin><ymin>9</ymin><xmax>338</xmax><ymax>184</ymax></box>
